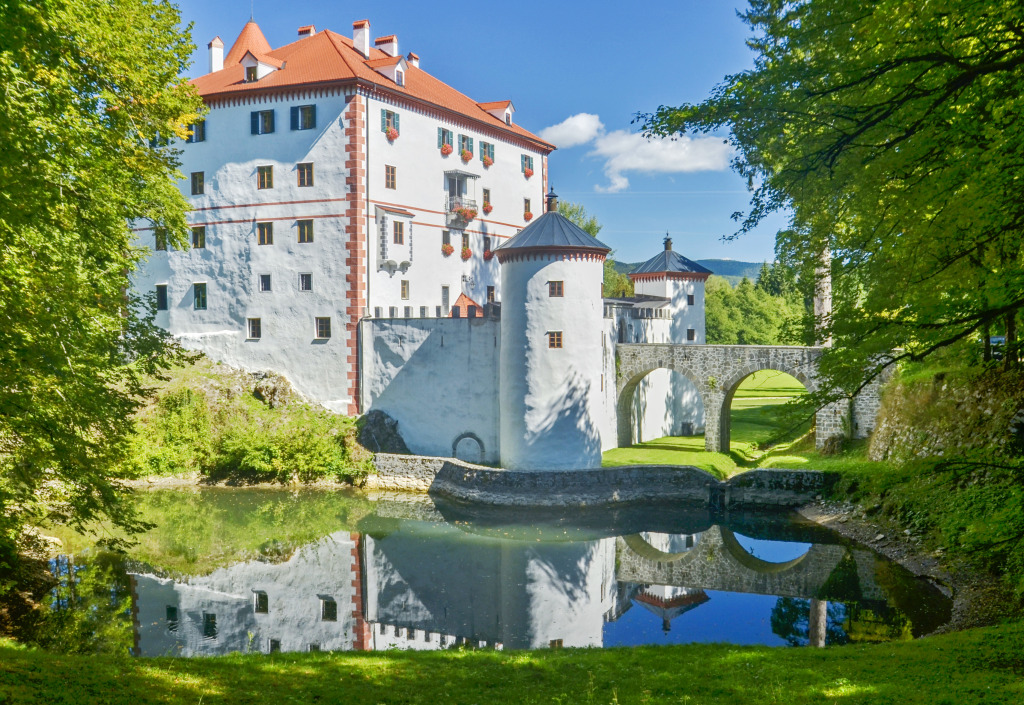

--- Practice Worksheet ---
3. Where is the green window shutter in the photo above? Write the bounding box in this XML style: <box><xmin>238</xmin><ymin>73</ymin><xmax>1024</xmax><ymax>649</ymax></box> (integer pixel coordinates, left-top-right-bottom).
<box><xmin>381</xmin><ymin>109</ymin><xmax>386</xmax><ymax>132</ymax></box>
<box><xmin>251</xmin><ymin>112</ymin><xmax>259</xmax><ymax>135</ymax></box>
<box><xmin>290</xmin><ymin>106</ymin><xmax>299</xmax><ymax>130</ymax></box>
<box><xmin>267</xmin><ymin>110</ymin><xmax>275</xmax><ymax>133</ymax></box>
<box><xmin>468</xmin><ymin>137</ymin><xmax>473</xmax><ymax>154</ymax></box>
<box><xmin>438</xmin><ymin>127</ymin><xmax>443</xmax><ymax>148</ymax></box>
<box><xmin>394</xmin><ymin>113</ymin><xmax>399</xmax><ymax>133</ymax></box>
<box><xmin>521</xmin><ymin>154</ymin><xmax>526</xmax><ymax>172</ymax></box>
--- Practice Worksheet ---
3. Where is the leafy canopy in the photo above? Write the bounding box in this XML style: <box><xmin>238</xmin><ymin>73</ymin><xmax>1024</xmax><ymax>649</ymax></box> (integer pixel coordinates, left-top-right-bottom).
<box><xmin>641</xmin><ymin>0</ymin><xmax>1024</xmax><ymax>393</ymax></box>
<box><xmin>0</xmin><ymin>0</ymin><xmax>203</xmax><ymax>549</ymax></box>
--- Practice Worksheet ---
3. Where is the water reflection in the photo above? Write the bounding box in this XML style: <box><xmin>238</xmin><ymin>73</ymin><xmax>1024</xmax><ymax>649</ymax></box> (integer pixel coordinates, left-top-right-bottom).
<box><xmin>101</xmin><ymin>495</ymin><xmax>952</xmax><ymax>656</ymax></box>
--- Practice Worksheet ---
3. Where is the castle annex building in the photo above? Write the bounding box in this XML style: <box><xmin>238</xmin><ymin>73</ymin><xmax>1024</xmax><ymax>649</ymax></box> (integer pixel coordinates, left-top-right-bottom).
<box><xmin>137</xmin><ymin>19</ymin><xmax>554</xmax><ymax>414</ymax></box>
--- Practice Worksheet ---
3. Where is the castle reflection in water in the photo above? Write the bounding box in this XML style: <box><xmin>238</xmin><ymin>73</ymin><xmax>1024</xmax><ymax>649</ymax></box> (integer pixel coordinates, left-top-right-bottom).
<box><xmin>130</xmin><ymin>501</ymin><xmax>950</xmax><ymax>655</ymax></box>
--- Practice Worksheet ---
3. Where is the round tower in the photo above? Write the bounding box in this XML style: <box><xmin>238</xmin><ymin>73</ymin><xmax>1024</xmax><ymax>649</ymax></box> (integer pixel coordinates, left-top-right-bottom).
<box><xmin>496</xmin><ymin>189</ymin><xmax>611</xmax><ymax>470</ymax></box>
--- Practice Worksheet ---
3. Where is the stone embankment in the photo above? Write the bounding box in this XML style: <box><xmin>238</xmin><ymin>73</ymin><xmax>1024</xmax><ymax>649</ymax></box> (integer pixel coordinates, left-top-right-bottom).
<box><xmin>367</xmin><ymin>453</ymin><xmax>835</xmax><ymax>508</ymax></box>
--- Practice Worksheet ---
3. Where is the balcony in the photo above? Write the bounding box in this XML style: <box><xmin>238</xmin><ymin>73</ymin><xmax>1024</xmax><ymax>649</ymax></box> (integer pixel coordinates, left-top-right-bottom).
<box><xmin>445</xmin><ymin>196</ymin><xmax>478</xmax><ymax>228</ymax></box>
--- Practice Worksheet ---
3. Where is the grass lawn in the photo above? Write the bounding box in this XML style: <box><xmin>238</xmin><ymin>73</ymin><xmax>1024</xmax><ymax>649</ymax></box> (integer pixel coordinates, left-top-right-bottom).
<box><xmin>3</xmin><ymin>622</ymin><xmax>1023</xmax><ymax>704</ymax></box>
<box><xmin>603</xmin><ymin>371</ymin><xmax>810</xmax><ymax>477</ymax></box>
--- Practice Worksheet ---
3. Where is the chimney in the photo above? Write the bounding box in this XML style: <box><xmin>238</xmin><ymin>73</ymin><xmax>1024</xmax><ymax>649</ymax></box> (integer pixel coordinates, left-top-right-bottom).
<box><xmin>353</xmin><ymin>20</ymin><xmax>370</xmax><ymax>58</ymax></box>
<box><xmin>298</xmin><ymin>25</ymin><xmax>315</xmax><ymax>37</ymax></box>
<box><xmin>375</xmin><ymin>34</ymin><xmax>398</xmax><ymax>57</ymax></box>
<box><xmin>546</xmin><ymin>187</ymin><xmax>558</xmax><ymax>213</ymax></box>
<box><xmin>208</xmin><ymin>36</ymin><xmax>224</xmax><ymax>73</ymax></box>
<box><xmin>407</xmin><ymin>52</ymin><xmax>420</xmax><ymax>68</ymax></box>
<box><xmin>664</xmin><ymin>234</ymin><xmax>672</xmax><ymax>251</ymax></box>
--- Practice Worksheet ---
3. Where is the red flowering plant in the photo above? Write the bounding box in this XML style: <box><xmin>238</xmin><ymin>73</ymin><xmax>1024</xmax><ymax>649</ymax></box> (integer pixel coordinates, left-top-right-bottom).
<box><xmin>524</xmin><ymin>211</ymin><xmax>533</xmax><ymax>221</ymax></box>
<box><xmin>440</xmin><ymin>143</ymin><xmax>453</xmax><ymax>156</ymax></box>
<box><xmin>482</xmin><ymin>156</ymin><xmax>494</xmax><ymax>168</ymax></box>
<box><xmin>461</xmin><ymin>246</ymin><xmax>472</xmax><ymax>260</ymax></box>
<box><xmin>386</xmin><ymin>126</ymin><xmax>399</xmax><ymax>141</ymax></box>
<box><xmin>453</xmin><ymin>205</ymin><xmax>477</xmax><ymax>221</ymax></box>
<box><xmin>460</xmin><ymin>149</ymin><xmax>473</xmax><ymax>163</ymax></box>
<box><xmin>482</xmin><ymin>202</ymin><xmax>493</xmax><ymax>215</ymax></box>
<box><xmin>483</xmin><ymin>249</ymin><xmax>494</xmax><ymax>261</ymax></box>
<box><xmin>523</xmin><ymin>167</ymin><xmax>534</xmax><ymax>178</ymax></box>
<box><xmin>441</xmin><ymin>243</ymin><xmax>455</xmax><ymax>256</ymax></box>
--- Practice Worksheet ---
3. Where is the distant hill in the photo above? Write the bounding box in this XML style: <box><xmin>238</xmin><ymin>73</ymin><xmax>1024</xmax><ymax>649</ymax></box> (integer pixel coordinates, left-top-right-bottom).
<box><xmin>614</xmin><ymin>259</ymin><xmax>765</xmax><ymax>286</ymax></box>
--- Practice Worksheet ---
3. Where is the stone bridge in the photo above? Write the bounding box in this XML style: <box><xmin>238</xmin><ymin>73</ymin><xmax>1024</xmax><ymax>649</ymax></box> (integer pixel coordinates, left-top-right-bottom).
<box><xmin>615</xmin><ymin>344</ymin><xmax>883</xmax><ymax>452</ymax></box>
<box><xmin>617</xmin><ymin>526</ymin><xmax>885</xmax><ymax>600</ymax></box>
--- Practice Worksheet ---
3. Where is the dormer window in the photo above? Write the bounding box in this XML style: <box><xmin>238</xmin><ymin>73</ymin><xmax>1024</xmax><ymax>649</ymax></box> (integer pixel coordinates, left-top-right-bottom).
<box><xmin>245</xmin><ymin>66</ymin><xmax>257</xmax><ymax>82</ymax></box>
<box><xmin>505</xmin><ymin>112</ymin><xmax>511</xmax><ymax>125</ymax></box>
<box><xmin>396</xmin><ymin>70</ymin><xmax>404</xmax><ymax>87</ymax></box>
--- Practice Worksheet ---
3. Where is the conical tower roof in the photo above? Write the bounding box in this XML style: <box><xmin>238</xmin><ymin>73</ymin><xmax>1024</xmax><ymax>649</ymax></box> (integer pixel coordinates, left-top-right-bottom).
<box><xmin>224</xmin><ymin>20</ymin><xmax>273</xmax><ymax>66</ymax></box>
<box><xmin>631</xmin><ymin>235</ymin><xmax>712</xmax><ymax>278</ymax></box>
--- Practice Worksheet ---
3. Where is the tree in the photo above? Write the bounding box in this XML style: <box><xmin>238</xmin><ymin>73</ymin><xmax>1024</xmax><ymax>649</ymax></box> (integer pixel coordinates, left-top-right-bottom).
<box><xmin>705</xmin><ymin>274</ymin><xmax>805</xmax><ymax>345</ymax></box>
<box><xmin>0</xmin><ymin>1</ymin><xmax>203</xmax><ymax>557</ymax></box>
<box><xmin>558</xmin><ymin>200</ymin><xmax>634</xmax><ymax>297</ymax></box>
<box><xmin>641</xmin><ymin>0</ymin><xmax>1024</xmax><ymax>393</ymax></box>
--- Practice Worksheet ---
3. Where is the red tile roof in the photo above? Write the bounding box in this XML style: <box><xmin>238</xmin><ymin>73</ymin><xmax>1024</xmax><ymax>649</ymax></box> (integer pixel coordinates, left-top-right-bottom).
<box><xmin>477</xmin><ymin>100</ymin><xmax>512</xmax><ymax>110</ymax></box>
<box><xmin>193</xmin><ymin>21</ymin><xmax>554</xmax><ymax>152</ymax></box>
<box><xmin>365</xmin><ymin>56</ymin><xmax>403</xmax><ymax>68</ymax></box>
<box><xmin>450</xmin><ymin>293</ymin><xmax>484</xmax><ymax>317</ymax></box>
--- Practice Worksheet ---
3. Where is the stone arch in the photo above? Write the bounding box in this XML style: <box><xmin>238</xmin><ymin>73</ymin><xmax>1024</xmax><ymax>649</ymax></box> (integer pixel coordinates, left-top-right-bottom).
<box><xmin>616</xmin><ymin>365</ymin><xmax>708</xmax><ymax>448</ymax></box>
<box><xmin>715</xmin><ymin>364</ymin><xmax>815</xmax><ymax>454</ymax></box>
<box><xmin>717</xmin><ymin>527</ymin><xmax>814</xmax><ymax>574</ymax></box>
<box><xmin>452</xmin><ymin>432</ymin><xmax>484</xmax><ymax>463</ymax></box>
<box><xmin>621</xmin><ymin>533</ymin><xmax>703</xmax><ymax>567</ymax></box>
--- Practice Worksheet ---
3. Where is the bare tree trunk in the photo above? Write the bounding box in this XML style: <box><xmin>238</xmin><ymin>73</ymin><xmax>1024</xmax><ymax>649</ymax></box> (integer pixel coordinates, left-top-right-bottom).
<box><xmin>808</xmin><ymin>598</ymin><xmax>828</xmax><ymax>648</ymax></box>
<box><xmin>813</xmin><ymin>247</ymin><xmax>832</xmax><ymax>346</ymax></box>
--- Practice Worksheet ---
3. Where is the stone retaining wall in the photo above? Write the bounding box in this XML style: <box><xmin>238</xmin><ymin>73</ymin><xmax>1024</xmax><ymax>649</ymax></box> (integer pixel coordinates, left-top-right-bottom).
<box><xmin>368</xmin><ymin>454</ymin><xmax>834</xmax><ymax>508</ymax></box>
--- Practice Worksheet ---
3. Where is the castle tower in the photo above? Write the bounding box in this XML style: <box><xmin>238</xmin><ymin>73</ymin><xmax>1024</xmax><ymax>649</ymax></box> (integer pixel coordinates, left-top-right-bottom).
<box><xmin>495</xmin><ymin>190</ymin><xmax>611</xmax><ymax>470</ymax></box>
<box><xmin>629</xmin><ymin>234</ymin><xmax>712</xmax><ymax>344</ymax></box>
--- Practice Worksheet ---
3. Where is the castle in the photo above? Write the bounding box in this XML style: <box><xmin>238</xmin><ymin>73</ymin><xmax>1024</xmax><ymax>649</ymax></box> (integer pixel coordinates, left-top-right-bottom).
<box><xmin>135</xmin><ymin>18</ymin><xmax>711</xmax><ymax>470</ymax></box>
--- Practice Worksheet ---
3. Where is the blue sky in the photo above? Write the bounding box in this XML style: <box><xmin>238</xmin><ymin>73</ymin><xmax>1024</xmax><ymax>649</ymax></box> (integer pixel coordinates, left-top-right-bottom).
<box><xmin>174</xmin><ymin>0</ymin><xmax>786</xmax><ymax>265</ymax></box>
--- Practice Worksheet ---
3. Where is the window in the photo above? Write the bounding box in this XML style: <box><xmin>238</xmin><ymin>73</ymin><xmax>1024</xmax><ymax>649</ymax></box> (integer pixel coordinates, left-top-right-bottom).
<box><xmin>401</xmin><ymin>280</ymin><xmax>409</xmax><ymax>300</ymax></box>
<box><xmin>483</xmin><ymin>236</ymin><xmax>491</xmax><ymax>252</ymax></box>
<box><xmin>549</xmin><ymin>639</ymin><xmax>563</xmax><ymax>649</ymax></box>
<box><xmin>374</xmin><ymin>307</ymin><xmax>382</xmax><ymax>318</ymax></box>
<box><xmin>687</xmin><ymin>328</ymin><xmax>696</xmax><ymax>341</ymax></box>
<box><xmin>461</xmin><ymin>233</ymin><xmax>469</xmax><ymax>250</ymax></box>
<box><xmin>487</xmin><ymin>286</ymin><xmax>495</xmax><ymax>303</ymax></box>
<box><xmin>188</xmin><ymin>120</ymin><xmax>206</xmax><ymax>143</ymax></box>
<box><xmin>315</xmin><ymin>317</ymin><xmax>331</xmax><ymax>339</ymax></box>
<box><xmin>248</xmin><ymin>318</ymin><xmax>262</xmax><ymax>339</ymax></box>
<box><xmin>202</xmin><ymin>613</ymin><xmax>217</xmax><ymax>639</ymax></box>
<box><xmin>404</xmin><ymin>306</ymin><xmax>412</xmax><ymax>317</ymax></box>
<box><xmin>290</xmin><ymin>104</ymin><xmax>316</xmax><ymax>130</ymax></box>
<box><xmin>251</xmin><ymin>109</ymin><xmax>275</xmax><ymax>135</ymax></box>
<box><xmin>395</xmin><ymin>70</ymin><xmax>404</xmax><ymax>87</ymax></box>
<box><xmin>385</xmin><ymin>165</ymin><xmax>396</xmax><ymax>189</ymax></box>
<box><xmin>524</xmin><ymin>198</ymin><xmax>531</xmax><ymax>215</ymax></box>
<box><xmin>269</xmin><ymin>639</ymin><xmax>281</xmax><ymax>653</ymax></box>
<box><xmin>441</xmin><ymin>286</ymin><xmax>450</xmax><ymax>314</ymax></box>
<box><xmin>437</xmin><ymin>127</ymin><xmax>453</xmax><ymax>148</ymax></box>
<box><xmin>297</xmin><ymin>162</ymin><xmax>314</xmax><ymax>187</ymax></box>
<box><xmin>393</xmin><ymin>221</ymin><xmax>404</xmax><ymax>245</ymax></box>
<box><xmin>480</xmin><ymin>141</ymin><xmax>494</xmax><ymax>163</ymax></box>
<box><xmin>419</xmin><ymin>306</ymin><xmax>427</xmax><ymax>317</ymax></box>
<box><xmin>482</xmin><ymin>188</ymin><xmax>491</xmax><ymax>206</ymax></box>
<box><xmin>193</xmin><ymin>283</ymin><xmax>207</xmax><ymax>310</ymax></box>
<box><xmin>191</xmin><ymin>226</ymin><xmax>206</xmax><ymax>249</ymax></box>
<box><xmin>245</xmin><ymin>66</ymin><xmax>258</xmax><ymax>82</ymax></box>
<box><xmin>548</xmin><ymin>281</ymin><xmax>564</xmax><ymax>297</ymax></box>
<box><xmin>309</xmin><ymin>644</ymin><xmax>321</xmax><ymax>653</ymax></box>
<box><xmin>166</xmin><ymin>606</ymin><xmax>178</xmax><ymax>632</ymax></box>
<box><xmin>253</xmin><ymin>591</ymin><xmax>269</xmax><ymax>613</ymax></box>
<box><xmin>298</xmin><ymin>219</ymin><xmax>314</xmax><ymax>243</ymax></box>
<box><xmin>190</xmin><ymin>172</ymin><xmax>204</xmax><ymax>195</ymax></box>
<box><xmin>521</xmin><ymin>154</ymin><xmax>535</xmax><ymax>173</ymax></box>
<box><xmin>687</xmin><ymin>294</ymin><xmax>695</xmax><ymax>306</ymax></box>
<box><xmin>298</xmin><ymin>273</ymin><xmax>312</xmax><ymax>291</ymax></box>
<box><xmin>548</xmin><ymin>331</ymin><xmax>563</xmax><ymax>349</ymax></box>
<box><xmin>154</xmin><ymin>228</ymin><xmax>167</xmax><ymax>251</ymax></box>
<box><xmin>381</xmin><ymin>109</ymin><xmax>399</xmax><ymax>133</ymax></box>
<box><xmin>442</xmin><ymin>230</ymin><xmax>450</xmax><ymax>246</ymax></box>
<box><xmin>257</xmin><ymin>222</ymin><xmax>273</xmax><ymax>245</ymax></box>
<box><xmin>259</xmin><ymin>274</ymin><xmax>271</xmax><ymax>292</ymax></box>
<box><xmin>458</xmin><ymin>133</ymin><xmax>473</xmax><ymax>156</ymax></box>
<box><xmin>155</xmin><ymin>284</ymin><xmax>168</xmax><ymax>311</ymax></box>
<box><xmin>257</xmin><ymin>165</ymin><xmax>273</xmax><ymax>189</ymax></box>
<box><xmin>321</xmin><ymin>597</ymin><xmax>338</xmax><ymax>621</ymax></box>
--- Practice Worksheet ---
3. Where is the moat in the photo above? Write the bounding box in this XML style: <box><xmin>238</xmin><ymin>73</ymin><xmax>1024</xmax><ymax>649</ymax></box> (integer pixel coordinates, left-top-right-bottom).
<box><xmin>34</xmin><ymin>487</ymin><xmax>952</xmax><ymax>655</ymax></box>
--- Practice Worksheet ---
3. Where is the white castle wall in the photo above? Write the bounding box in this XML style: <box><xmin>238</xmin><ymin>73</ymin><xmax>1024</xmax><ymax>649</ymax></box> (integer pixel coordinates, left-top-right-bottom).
<box><xmin>499</xmin><ymin>254</ymin><xmax>606</xmax><ymax>470</ymax></box>
<box><xmin>359</xmin><ymin>317</ymin><xmax>501</xmax><ymax>463</ymax></box>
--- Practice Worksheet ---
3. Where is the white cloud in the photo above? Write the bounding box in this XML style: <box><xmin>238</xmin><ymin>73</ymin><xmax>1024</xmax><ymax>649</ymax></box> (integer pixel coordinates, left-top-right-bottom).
<box><xmin>538</xmin><ymin>113</ymin><xmax>604</xmax><ymax>149</ymax></box>
<box><xmin>589</xmin><ymin>131</ymin><xmax>732</xmax><ymax>193</ymax></box>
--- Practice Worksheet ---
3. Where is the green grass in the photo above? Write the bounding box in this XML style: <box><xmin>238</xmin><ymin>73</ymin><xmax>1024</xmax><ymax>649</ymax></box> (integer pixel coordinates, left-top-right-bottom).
<box><xmin>2</xmin><ymin>622</ymin><xmax>1024</xmax><ymax>704</ymax></box>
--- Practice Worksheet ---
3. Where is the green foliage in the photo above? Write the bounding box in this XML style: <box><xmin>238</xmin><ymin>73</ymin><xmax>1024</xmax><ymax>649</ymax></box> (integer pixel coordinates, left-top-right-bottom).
<box><xmin>641</xmin><ymin>0</ymin><xmax>1024</xmax><ymax>395</ymax></box>
<box><xmin>4</xmin><ymin>621</ymin><xmax>1024</xmax><ymax>704</ymax></box>
<box><xmin>705</xmin><ymin>275</ymin><xmax>806</xmax><ymax>345</ymax></box>
<box><xmin>0</xmin><ymin>1</ymin><xmax>203</xmax><ymax>557</ymax></box>
<box><xmin>557</xmin><ymin>200</ymin><xmax>634</xmax><ymax>297</ymax></box>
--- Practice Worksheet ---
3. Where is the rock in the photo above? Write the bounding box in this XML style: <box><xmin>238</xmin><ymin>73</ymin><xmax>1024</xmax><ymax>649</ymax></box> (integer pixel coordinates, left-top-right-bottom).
<box><xmin>904</xmin><ymin>529</ymin><xmax>912</xmax><ymax>536</ymax></box>
<box><xmin>358</xmin><ymin>410</ymin><xmax>411</xmax><ymax>454</ymax></box>
<box><xmin>874</xmin><ymin>534</ymin><xmax>886</xmax><ymax>542</ymax></box>
<box><xmin>251</xmin><ymin>372</ymin><xmax>300</xmax><ymax>408</ymax></box>
<box><xmin>820</xmin><ymin>434</ymin><xmax>846</xmax><ymax>456</ymax></box>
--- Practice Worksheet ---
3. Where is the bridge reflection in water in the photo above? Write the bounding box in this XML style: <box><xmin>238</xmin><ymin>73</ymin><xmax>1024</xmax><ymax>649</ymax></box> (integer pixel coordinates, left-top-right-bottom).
<box><xmin>129</xmin><ymin>497</ymin><xmax>950</xmax><ymax>656</ymax></box>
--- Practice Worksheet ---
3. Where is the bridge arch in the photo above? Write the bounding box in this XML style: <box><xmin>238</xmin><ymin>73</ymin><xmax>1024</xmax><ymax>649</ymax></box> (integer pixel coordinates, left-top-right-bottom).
<box><xmin>616</xmin><ymin>364</ymin><xmax>707</xmax><ymax>448</ymax></box>
<box><xmin>717</xmin><ymin>366</ymin><xmax>815</xmax><ymax>455</ymax></box>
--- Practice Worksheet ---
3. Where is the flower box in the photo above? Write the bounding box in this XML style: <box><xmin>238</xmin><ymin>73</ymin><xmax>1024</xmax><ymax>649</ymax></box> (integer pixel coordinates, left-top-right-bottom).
<box><xmin>460</xmin><ymin>149</ymin><xmax>473</xmax><ymax>163</ymax></box>
<box><xmin>453</xmin><ymin>206</ymin><xmax>477</xmax><ymax>221</ymax></box>
<box><xmin>482</xmin><ymin>203</ymin><xmax>493</xmax><ymax>215</ymax></box>
<box><xmin>441</xmin><ymin>243</ymin><xmax>455</xmax><ymax>257</ymax></box>
<box><xmin>524</xmin><ymin>211</ymin><xmax>533</xmax><ymax>222</ymax></box>
<box><xmin>483</xmin><ymin>249</ymin><xmax>494</xmax><ymax>261</ymax></box>
<box><xmin>482</xmin><ymin>156</ymin><xmax>494</xmax><ymax>168</ymax></box>
<box><xmin>461</xmin><ymin>246</ymin><xmax>472</xmax><ymax>260</ymax></box>
<box><xmin>523</xmin><ymin>167</ymin><xmax>534</xmax><ymax>178</ymax></box>
<box><xmin>386</xmin><ymin>127</ymin><xmax>399</xmax><ymax>142</ymax></box>
<box><xmin>441</xmin><ymin>143</ymin><xmax>453</xmax><ymax>156</ymax></box>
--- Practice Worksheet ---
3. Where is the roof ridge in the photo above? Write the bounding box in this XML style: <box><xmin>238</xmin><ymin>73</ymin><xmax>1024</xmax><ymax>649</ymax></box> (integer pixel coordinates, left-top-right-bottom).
<box><xmin>320</xmin><ymin>29</ymin><xmax>362</xmax><ymax>79</ymax></box>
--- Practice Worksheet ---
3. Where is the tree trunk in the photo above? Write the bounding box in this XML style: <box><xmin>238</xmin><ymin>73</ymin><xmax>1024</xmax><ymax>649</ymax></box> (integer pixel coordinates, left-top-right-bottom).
<box><xmin>808</xmin><ymin>598</ymin><xmax>828</xmax><ymax>647</ymax></box>
<box><xmin>1005</xmin><ymin>310</ymin><xmax>1018</xmax><ymax>370</ymax></box>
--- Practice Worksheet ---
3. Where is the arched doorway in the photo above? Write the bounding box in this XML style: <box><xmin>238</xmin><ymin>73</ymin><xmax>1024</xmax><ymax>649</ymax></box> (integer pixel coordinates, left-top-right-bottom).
<box><xmin>718</xmin><ymin>369</ymin><xmax>811</xmax><ymax>456</ymax></box>
<box><xmin>616</xmin><ymin>366</ymin><xmax>707</xmax><ymax>448</ymax></box>
<box><xmin>452</xmin><ymin>432</ymin><xmax>485</xmax><ymax>463</ymax></box>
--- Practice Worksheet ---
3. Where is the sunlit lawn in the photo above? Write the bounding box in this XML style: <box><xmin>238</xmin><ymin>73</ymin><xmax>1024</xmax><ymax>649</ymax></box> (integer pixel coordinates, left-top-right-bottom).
<box><xmin>602</xmin><ymin>371</ymin><xmax>810</xmax><ymax>477</ymax></box>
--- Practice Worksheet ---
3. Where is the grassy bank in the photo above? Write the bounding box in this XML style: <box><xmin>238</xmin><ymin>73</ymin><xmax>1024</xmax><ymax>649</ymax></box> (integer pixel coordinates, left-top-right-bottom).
<box><xmin>3</xmin><ymin>622</ymin><xmax>1024</xmax><ymax>704</ymax></box>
